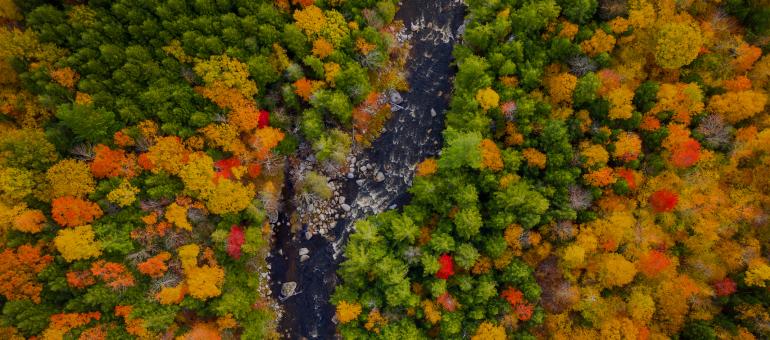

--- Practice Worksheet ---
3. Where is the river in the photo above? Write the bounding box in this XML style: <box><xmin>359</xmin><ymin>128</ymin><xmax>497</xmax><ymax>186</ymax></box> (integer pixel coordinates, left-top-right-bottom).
<box><xmin>269</xmin><ymin>0</ymin><xmax>465</xmax><ymax>338</ymax></box>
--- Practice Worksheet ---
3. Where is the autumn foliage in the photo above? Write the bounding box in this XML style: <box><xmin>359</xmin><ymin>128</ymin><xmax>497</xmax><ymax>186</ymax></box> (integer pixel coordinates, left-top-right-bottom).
<box><xmin>50</xmin><ymin>196</ymin><xmax>103</xmax><ymax>227</ymax></box>
<box><xmin>0</xmin><ymin>244</ymin><xmax>52</xmax><ymax>303</ymax></box>
<box><xmin>649</xmin><ymin>189</ymin><xmax>678</xmax><ymax>213</ymax></box>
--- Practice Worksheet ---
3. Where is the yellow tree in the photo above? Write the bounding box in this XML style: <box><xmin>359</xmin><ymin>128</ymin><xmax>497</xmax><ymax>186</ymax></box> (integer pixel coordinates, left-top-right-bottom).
<box><xmin>193</xmin><ymin>55</ymin><xmax>257</xmax><ymax>98</ymax></box>
<box><xmin>606</xmin><ymin>87</ymin><xmax>634</xmax><ymax>120</ymax></box>
<box><xmin>46</xmin><ymin>159</ymin><xmax>95</xmax><ymax>198</ymax></box>
<box><xmin>476</xmin><ymin>87</ymin><xmax>500</xmax><ymax>111</ymax></box>
<box><xmin>654</xmin><ymin>19</ymin><xmax>703</xmax><ymax>69</ymax></box>
<box><xmin>707</xmin><ymin>90</ymin><xmax>767</xmax><ymax>124</ymax></box>
<box><xmin>597</xmin><ymin>253</ymin><xmax>637</xmax><ymax>288</ymax></box>
<box><xmin>54</xmin><ymin>225</ymin><xmax>102</xmax><ymax>262</ymax></box>
<box><xmin>546</xmin><ymin>72</ymin><xmax>577</xmax><ymax>105</ymax></box>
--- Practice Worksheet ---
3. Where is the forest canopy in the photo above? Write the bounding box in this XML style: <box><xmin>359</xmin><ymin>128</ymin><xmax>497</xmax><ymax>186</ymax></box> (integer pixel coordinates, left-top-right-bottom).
<box><xmin>333</xmin><ymin>0</ymin><xmax>770</xmax><ymax>338</ymax></box>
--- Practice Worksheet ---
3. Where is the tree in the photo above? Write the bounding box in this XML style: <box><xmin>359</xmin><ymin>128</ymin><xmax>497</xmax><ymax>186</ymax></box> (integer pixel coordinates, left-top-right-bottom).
<box><xmin>194</xmin><ymin>55</ymin><xmax>257</xmax><ymax>98</ymax></box>
<box><xmin>438</xmin><ymin>129</ymin><xmax>482</xmax><ymax>170</ymax></box>
<box><xmin>54</xmin><ymin>225</ymin><xmax>102</xmax><ymax>262</ymax></box>
<box><xmin>649</xmin><ymin>189</ymin><xmax>678</xmax><ymax>213</ymax></box>
<box><xmin>471</xmin><ymin>321</ymin><xmax>506</xmax><ymax>340</ymax></box>
<box><xmin>479</xmin><ymin>139</ymin><xmax>503</xmax><ymax>171</ymax></box>
<box><xmin>46</xmin><ymin>159</ymin><xmax>95</xmax><ymax>198</ymax></box>
<box><xmin>522</xmin><ymin>148</ymin><xmax>547</xmax><ymax>169</ymax></box>
<box><xmin>293</xmin><ymin>5</ymin><xmax>326</xmax><ymax>37</ymax></box>
<box><xmin>613</xmin><ymin>132</ymin><xmax>641</xmax><ymax>162</ymax></box>
<box><xmin>313</xmin><ymin>129</ymin><xmax>351</xmax><ymax>165</ymax></box>
<box><xmin>51</xmin><ymin>196</ymin><xmax>103</xmax><ymax>227</ymax></box>
<box><xmin>415</xmin><ymin>158</ymin><xmax>438</xmax><ymax>177</ymax></box>
<box><xmin>12</xmin><ymin>209</ymin><xmax>46</xmax><ymax>233</ymax></box>
<box><xmin>178</xmin><ymin>244</ymin><xmax>225</xmax><ymax>300</ymax></box>
<box><xmin>475</xmin><ymin>87</ymin><xmax>500</xmax><ymax>111</ymax></box>
<box><xmin>0</xmin><ymin>129</ymin><xmax>58</xmax><ymax>170</ymax></box>
<box><xmin>55</xmin><ymin>104</ymin><xmax>120</xmax><ymax>144</ymax></box>
<box><xmin>580</xmin><ymin>29</ymin><xmax>615</xmax><ymax>57</ymax></box>
<box><xmin>597</xmin><ymin>253</ymin><xmax>636</xmax><ymax>288</ymax></box>
<box><xmin>312</xmin><ymin>38</ymin><xmax>334</xmax><ymax>59</ymax></box>
<box><xmin>0</xmin><ymin>245</ymin><xmax>52</xmax><ymax>303</ymax></box>
<box><xmin>707</xmin><ymin>90</ymin><xmax>767</xmax><ymax>124</ymax></box>
<box><xmin>637</xmin><ymin>250</ymin><xmax>672</xmax><ymax>278</ymax></box>
<box><xmin>226</xmin><ymin>225</ymin><xmax>245</xmax><ymax>260</ymax></box>
<box><xmin>606</xmin><ymin>87</ymin><xmax>634</xmax><ymax>120</ymax></box>
<box><xmin>49</xmin><ymin>67</ymin><xmax>78</xmax><ymax>89</ymax></box>
<box><xmin>510</xmin><ymin>0</ymin><xmax>561</xmax><ymax>35</ymax></box>
<box><xmin>655</xmin><ymin>21</ymin><xmax>702</xmax><ymax>69</ymax></box>
<box><xmin>90</xmin><ymin>260</ymin><xmax>135</xmax><ymax>290</ymax></box>
<box><xmin>0</xmin><ymin>167</ymin><xmax>34</xmax><ymax>204</ymax></box>
<box><xmin>547</xmin><ymin>73</ymin><xmax>578</xmax><ymax>105</ymax></box>
<box><xmin>651</xmin><ymin>83</ymin><xmax>704</xmax><ymax>125</ymax></box>
<box><xmin>137</xmin><ymin>252</ymin><xmax>171</xmax><ymax>279</ymax></box>
<box><xmin>336</xmin><ymin>301</ymin><xmax>362</xmax><ymax>324</ymax></box>
<box><xmin>107</xmin><ymin>180</ymin><xmax>139</xmax><ymax>207</ymax></box>
<box><xmin>489</xmin><ymin>181</ymin><xmax>549</xmax><ymax>229</ymax></box>
<box><xmin>573</xmin><ymin>72</ymin><xmax>600</xmax><ymax>106</ymax></box>
<box><xmin>90</xmin><ymin>144</ymin><xmax>137</xmax><ymax>178</ymax></box>
<box><xmin>204</xmin><ymin>179</ymin><xmax>253</xmax><ymax>215</ymax></box>
<box><xmin>165</xmin><ymin>203</ymin><xmax>192</xmax><ymax>231</ymax></box>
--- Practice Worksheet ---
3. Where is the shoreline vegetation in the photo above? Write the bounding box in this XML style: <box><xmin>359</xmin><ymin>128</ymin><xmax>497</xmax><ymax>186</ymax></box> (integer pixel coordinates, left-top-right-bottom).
<box><xmin>333</xmin><ymin>0</ymin><xmax>770</xmax><ymax>339</ymax></box>
<box><xmin>0</xmin><ymin>0</ymin><xmax>404</xmax><ymax>338</ymax></box>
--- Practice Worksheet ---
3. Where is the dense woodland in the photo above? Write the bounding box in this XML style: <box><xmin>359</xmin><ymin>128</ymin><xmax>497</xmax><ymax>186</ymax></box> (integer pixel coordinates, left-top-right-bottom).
<box><xmin>333</xmin><ymin>0</ymin><xmax>770</xmax><ymax>339</ymax></box>
<box><xmin>0</xmin><ymin>0</ymin><xmax>401</xmax><ymax>338</ymax></box>
<box><xmin>1</xmin><ymin>0</ymin><xmax>770</xmax><ymax>339</ymax></box>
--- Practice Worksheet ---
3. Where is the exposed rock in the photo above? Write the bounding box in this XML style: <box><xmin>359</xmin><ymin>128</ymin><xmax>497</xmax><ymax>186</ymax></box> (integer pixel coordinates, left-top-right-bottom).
<box><xmin>281</xmin><ymin>282</ymin><xmax>297</xmax><ymax>298</ymax></box>
<box><xmin>389</xmin><ymin>90</ymin><xmax>403</xmax><ymax>104</ymax></box>
<box><xmin>375</xmin><ymin>172</ymin><xmax>385</xmax><ymax>182</ymax></box>
<box><xmin>341</xmin><ymin>204</ymin><xmax>351</xmax><ymax>212</ymax></box>
<box><xmin>299</xmin><ymin>248</ymin><xmax>309</xmax><ymax>256</ymax></box>
<box><xmin>300</xmin><ymin>255</ymin><xmax>309</xmax><ymax>262</ymax></box>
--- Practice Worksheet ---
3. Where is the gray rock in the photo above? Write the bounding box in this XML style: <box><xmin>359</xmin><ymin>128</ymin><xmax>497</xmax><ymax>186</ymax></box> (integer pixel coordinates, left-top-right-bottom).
<box><xmin>356</xmin><ymin>179</ymin><xmax>365</xmax><ymax>186</ymax></box>
<box><xmin>375</xmin><ymin>172</ymin><xmax>385</xmax><ymax>182</ymax></box>
<box><xmin>305</xmin><ymin>231</ymin><xmax>313</xmax><ymax>240</ymax></box>
<box><xmin>346</xmin><ymin>173</ymin><xmax>354</xmax><ymax>179</ymax></box>
<box><xmin>300</xmin><ymin>255</ymin><xmax>309</xmax><ymax>262</ymax></box>
<box><xmin>341</xmin><ymin>203</ymin><xmax>351</xmax><ymax>212</ymax></box>
<box><xmin>281</xmin><ymin>282</ymin><xmax>297</xmax><ymax>298</ymax></box>
<box><xmin>389</xmin><ymin>90</ymin><xmax>403</xmax><ymax>104</ymax></box>
<box><xmin>299</xmin><ymin>248</ymin><xmax>309</xmax><ymax>256</ymax></box>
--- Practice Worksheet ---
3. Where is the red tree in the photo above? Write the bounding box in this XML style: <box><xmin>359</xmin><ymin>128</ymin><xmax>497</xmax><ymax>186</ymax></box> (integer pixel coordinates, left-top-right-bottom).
<box><xmin>227</xmin><ymin>225</ymin><xmax>246</xmax><ymax>259</ymax></box>
<box><xmin>436</xmin><ymin>254</ymin><xmax>455</xmax><ymax>279</ymax></box>
<box><xmin>649</xmin><ymin>190</ymin><xmax>678</xmax><ymax>213</ymax></box>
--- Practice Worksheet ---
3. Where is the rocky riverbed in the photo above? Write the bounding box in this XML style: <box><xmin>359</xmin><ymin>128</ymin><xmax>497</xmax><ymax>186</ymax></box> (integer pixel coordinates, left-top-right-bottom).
<box><xmin>269</xmin><ymin>0</ymin><xmax>466</xmax><ymax>338</ymax></box>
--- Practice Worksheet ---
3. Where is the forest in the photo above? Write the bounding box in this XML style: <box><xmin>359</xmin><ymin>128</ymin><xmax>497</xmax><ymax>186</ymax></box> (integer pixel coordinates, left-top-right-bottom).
<box><xmin>0</xmin><ymin>0</ymin><xmax>769</xmax><ymax>339</ymax></box>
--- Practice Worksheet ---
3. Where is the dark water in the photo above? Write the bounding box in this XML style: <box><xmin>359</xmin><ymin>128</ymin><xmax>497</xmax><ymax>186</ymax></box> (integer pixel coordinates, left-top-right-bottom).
<box><xmin>269</xmin><ymin>0</ymin><xmax>465</xmax><ymax>338</ymax></box>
